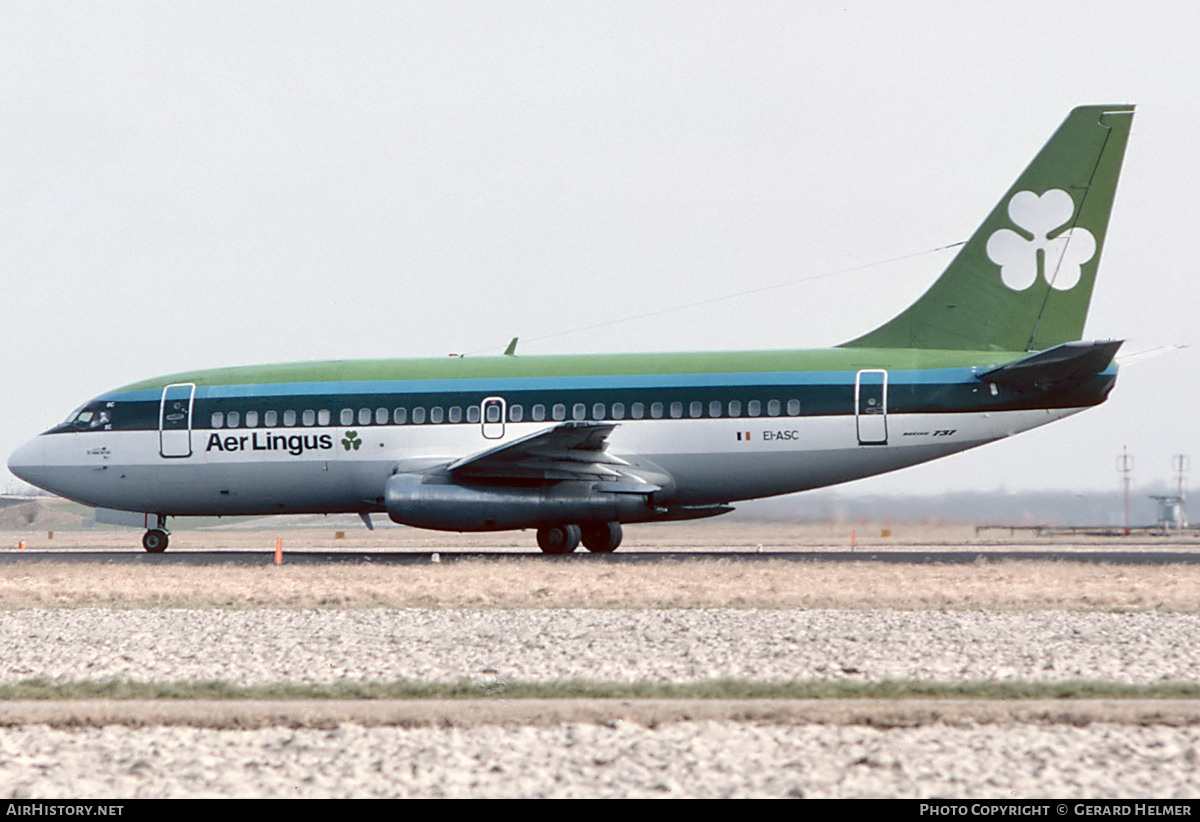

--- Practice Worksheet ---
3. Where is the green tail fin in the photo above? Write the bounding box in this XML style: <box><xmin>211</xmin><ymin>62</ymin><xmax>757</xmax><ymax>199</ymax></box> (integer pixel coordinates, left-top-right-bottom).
<box><xmin>843</xmin><ymin>104</ymin><xmax>1134</xmax><ymax>352</ymax></box>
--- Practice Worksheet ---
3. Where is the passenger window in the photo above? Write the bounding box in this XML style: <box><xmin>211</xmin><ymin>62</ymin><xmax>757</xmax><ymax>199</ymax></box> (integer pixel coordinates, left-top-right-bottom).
<box><xmin>412</xmin><ymin>407</ymin><xmax>426</xmax><ymax>424</ymax></box>
<box><xmin>283</xmin><ymin>410</ymin><xmax>297</xmax><ymax>427</ymax></box>
<box><xmin>611</xmin><ymin>403</ymin><xmax>625</xmax><ymax>420</ymax></box>
<box><xmin>430</xmin><ymin>406</ymin><xmax>444</xmax><ymax>424</ymax></box>
<box><xmin>532</xmin><ymin>404</ymin><xmax>546</xmax><ymax>422</ymax></box>
<box><xmin>358</xmin><ymin>408</ymin><xmax>371</xmax><ymax>426</ymax></box>
<box><xmin>709</xmin><ymin>400</ymin><xmax>722</xmax><ymax>418</ymax></box>
<box><xmin>689</xmin><ymin>401</ymin><xmax>702</xmax><ymax>418</ymax></box>
<box><xmin>728</xmin><ymin>400</ymin><xmax>742</xmax><ymax>417</ymax></box>
<box><xmin>393</xmin><ymin>407</ymin><xmax>407</xmax><ymax>424</ymax></box>
<box><xmin>572</xmin><ymin>403</ymin><xmax>586</xmax><ymax>421</ymax></box>
<box><xmin>552</xmin><ymin>404</ymin><xmax>566</xmax><ymax>421</ymax></box>
<box><xmin>448</xmin><ymin>406</ymin><xmax>462</xmax><ymax>423</ymax></box>
<box><xmin>747</xmin><ymin>400</ymin><xmax>761</xmax><ymax>417</ymax></box>
<box><xmin>485</xmin><ymin>403</ymin><xmax>501</xmax><ymax>423</ymax></box>
<box><xmin>318</xmin><ymin>409</ymin><xmax>330</xmax><ymax>426</ymax></box>
<box><xmin>650</xmin><ymin>402</ymin><xmax>663</xmax><ymax>419</ymax></box>
<box><xmin>509</xmin><ymin>404</ymin><xmax>524</xmax><ymax>422</ymax></box>
<box><xmin>467</xmin><ymin>405</ymin><xmax>480</xmax><ymax>423</ymax></box>
<box><xmin>340</xmin><ymin>409</ymin><xmax>354</xmax><ymax>426</ymax></box>
<box><xmin>211</xmin><ymin>411</ymin><xmax>224</xmax><ymax>429</ymax></box>
<box><xmin>245</xmin><ymin>410</ymin><xmax>258</xmax><ymax>428</ymax></box>
<box><xmin>227</xmin><ymin>411</ymin><xmax>240</xmax><ymax>428</ymax></box>
<box><xmin>669</xmin><ymin>402</ymin><xmax>683</xmax><ymax>419</ymax></box>
<box><xmin>767</xmin><ymin>399</ymin><xmax>781</xmax><ymax>417</ymax></box>
<box><xmin>264</xmin><ymin>410</ymin><xmax>278</xmax><ymax>427</ymax></box>
<box><xmin>302</xmin><ymin>409</ymin><xmax>315</xmax><ymax>426</ymax></box>
<box><xmin>376</xmin><ymin>408</ymin><xmax>388</xmax><ymax>425</ymax></box>
<box><xmin>631</xmin><ymin>402</ymin><xmax>645</xmax><ymax>419</ymax></box>
<box><xmin>787</xmin><ymin>399</ymin><xmax>801</xmax><ymax>416</ymax></box>
<box><xmin>592</xmin><ymin>403</ymin><xmax>605</xmax><ymax>420</ymax></box>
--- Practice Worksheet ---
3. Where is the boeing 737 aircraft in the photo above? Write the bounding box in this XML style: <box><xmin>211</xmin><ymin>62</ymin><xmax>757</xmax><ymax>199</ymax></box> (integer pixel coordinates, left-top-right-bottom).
<box><xmin>8</xmin><ymin>105</ymin><xmax>1134</xmax><ymax>553</ymax></box>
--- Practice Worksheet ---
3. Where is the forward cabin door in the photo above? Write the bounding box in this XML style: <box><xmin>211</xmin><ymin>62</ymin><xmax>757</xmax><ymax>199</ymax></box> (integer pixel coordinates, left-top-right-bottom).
<box><xmin>159</xmin><ymin>383</ymin><xmax>196</xmax><ymax>458</ymax></box>
<box><xmin>481</xmin><ymin>396</ymin><xmax>506</xmax><ymax>439</ymax></box>
<box><xmin>854</xmin><ymin>369</ymin><xmax>888</xmax><ymax>445</ymax></box>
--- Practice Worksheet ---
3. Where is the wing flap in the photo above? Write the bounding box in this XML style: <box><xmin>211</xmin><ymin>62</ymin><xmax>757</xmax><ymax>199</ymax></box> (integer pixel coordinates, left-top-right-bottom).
<box><xmin>447</xmin><ymin>421</ymin><xmax>653</xmax><ymax>486</ymax></box>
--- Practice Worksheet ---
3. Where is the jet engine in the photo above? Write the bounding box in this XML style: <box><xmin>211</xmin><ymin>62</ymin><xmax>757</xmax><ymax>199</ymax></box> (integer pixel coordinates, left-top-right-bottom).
<box><xmin>383</xmin><ymin>472</ymin><xmax>654</xmax><ymax>532</ymax></box>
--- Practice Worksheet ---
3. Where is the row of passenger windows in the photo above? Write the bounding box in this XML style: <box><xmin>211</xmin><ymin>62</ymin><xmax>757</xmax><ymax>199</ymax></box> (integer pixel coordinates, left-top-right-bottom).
<box><xmin>209</xmin><ymin>399</ymin><xmax>803</xmax><ymax>429</ymax></box>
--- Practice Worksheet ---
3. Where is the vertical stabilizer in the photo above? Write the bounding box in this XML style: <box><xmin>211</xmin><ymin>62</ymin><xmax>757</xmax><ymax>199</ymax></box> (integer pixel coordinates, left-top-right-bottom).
<box><xmin>843</xmin><ymin>105</ymin><xmax>1134</xmax><ymax>352</ymax></box>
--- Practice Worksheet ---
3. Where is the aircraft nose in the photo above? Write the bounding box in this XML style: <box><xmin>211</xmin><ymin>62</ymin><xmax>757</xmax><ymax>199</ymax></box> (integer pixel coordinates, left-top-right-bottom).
<box><xmin>7</xmin><ymin>436</ymin><xmax>45</xmax><ymax>486</ymax></box>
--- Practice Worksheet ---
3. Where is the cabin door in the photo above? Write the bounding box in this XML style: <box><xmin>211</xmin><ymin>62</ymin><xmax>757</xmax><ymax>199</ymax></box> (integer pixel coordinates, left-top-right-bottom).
<box><xmin>855</xmin><ymin>370</ymin><xmax>888</xmax><ymax>445</ymax></box>
<box><xmin>481</xmin><ymin>396</ymin><xmax>506</xmax><ymax>439</ymax></box>
<box><xmin>159</xmin><ymin>383</ymin><xmax>196</xmax><ymax>458</ymax></box>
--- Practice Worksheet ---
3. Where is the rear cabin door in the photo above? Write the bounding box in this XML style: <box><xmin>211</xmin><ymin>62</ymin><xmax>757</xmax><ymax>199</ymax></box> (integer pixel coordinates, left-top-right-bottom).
<box><xmin>159</xmin><ymin>383</ymin><xmax>196</xmax><ymax>458</ymax></box>
<box><xmin>854</xmin><ymin>369</ymin><xmax>888</xmax><ymax>445</ymax></box>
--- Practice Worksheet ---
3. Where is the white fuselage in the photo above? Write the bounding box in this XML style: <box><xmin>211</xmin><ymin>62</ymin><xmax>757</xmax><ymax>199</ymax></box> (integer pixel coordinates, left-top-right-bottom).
<box><xmin>11</xmin><ymin>406</ymin><xmax>1079</xmax><ymax>517</ymax></box>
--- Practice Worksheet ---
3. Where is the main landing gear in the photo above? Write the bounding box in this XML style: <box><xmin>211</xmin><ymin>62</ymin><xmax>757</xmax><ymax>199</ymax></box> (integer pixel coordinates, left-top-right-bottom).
<box><xmin>536</xmin><ymin>522</ymin><xmax>623</xmax><ymax>555</ymax></box>
<box><xmin>141</xmin><ymin>515</ymin><xmax>170</xmax><ymax>553</ymax></box>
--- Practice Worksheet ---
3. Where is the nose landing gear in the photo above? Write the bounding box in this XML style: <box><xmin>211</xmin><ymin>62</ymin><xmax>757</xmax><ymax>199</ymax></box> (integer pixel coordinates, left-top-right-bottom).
<box><xmin>141</xmin><ymin>515</ymin><xmax>170</xmax><ymax>553</ymax></box>
<box><xmin>141</xmin><ymin>529</ymin><xmax>169</xmax><ymax>553</ymax></box>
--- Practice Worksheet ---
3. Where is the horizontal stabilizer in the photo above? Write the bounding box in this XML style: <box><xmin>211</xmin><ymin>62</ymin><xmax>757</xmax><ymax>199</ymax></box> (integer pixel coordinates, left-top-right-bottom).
<box><xmin>978</xmin><ymin>340</ymin><xmax>1122</xmax><ymax>390</ymax></box>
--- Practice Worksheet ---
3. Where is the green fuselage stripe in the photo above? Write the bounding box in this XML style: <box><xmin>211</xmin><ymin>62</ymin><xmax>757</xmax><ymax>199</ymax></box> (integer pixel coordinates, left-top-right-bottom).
<box><xmin>112</xmin><ymin>348</ymin><xmax>1035</xmax><ymax>393</ymax></box>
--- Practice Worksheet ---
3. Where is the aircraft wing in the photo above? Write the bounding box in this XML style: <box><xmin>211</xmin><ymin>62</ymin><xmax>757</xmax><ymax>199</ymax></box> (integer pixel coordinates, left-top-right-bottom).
<box><xmin>446</xmin><ymin>421</ymin><xmax>657</xmax><ymax>488</ymax></box>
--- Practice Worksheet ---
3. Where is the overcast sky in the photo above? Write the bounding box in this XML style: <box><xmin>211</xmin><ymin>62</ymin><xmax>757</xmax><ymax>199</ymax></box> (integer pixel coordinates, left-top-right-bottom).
<box><xmin>3</xmin><ymin>1</ymin><xmax>1198</xmax><ymax>505</ymax></box>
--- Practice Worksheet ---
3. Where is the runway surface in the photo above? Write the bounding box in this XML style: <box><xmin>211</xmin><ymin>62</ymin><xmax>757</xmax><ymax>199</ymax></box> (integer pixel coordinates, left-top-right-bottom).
<box><xmin>4</xmin><ymin>548</ymin><xmax>1200</xmax><ymax>565</ymax></box>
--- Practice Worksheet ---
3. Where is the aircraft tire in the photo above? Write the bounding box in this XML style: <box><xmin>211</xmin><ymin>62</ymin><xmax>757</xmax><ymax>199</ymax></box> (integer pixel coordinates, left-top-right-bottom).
<box><xmin>537</xmin><ymin>525</ymin><xmax>581</xmax><ymax>554</ymax></box>
<box><xmin>581</xmin><ymin>522</ymin><xmax>622</xmax><ymax>553</ymax></box>
<box><xmin>142</xmin><ymin>529</ymin><xmax>169</xmax><ymax>553</ymax></box>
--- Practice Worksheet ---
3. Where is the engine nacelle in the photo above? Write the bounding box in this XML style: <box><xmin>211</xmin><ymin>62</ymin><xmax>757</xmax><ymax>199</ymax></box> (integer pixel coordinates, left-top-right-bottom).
<box><xmin>384</xmin><ymin>472</ymin><xmax>654</xmax><ymax>532</ymax></box>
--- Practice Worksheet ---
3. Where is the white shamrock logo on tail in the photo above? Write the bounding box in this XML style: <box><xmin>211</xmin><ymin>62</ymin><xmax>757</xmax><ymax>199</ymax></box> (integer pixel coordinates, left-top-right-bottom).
<box><xmin>986</xmin><ymin>189</ymin><xmax>1095</xmax><ymax>291</ymax></box>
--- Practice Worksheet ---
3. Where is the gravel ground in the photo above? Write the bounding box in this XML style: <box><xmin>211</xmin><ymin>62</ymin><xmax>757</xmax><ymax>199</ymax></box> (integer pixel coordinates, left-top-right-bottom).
<box><xmin>3</xmin><ymin>607</ymin><xmax>1200</xmax><ymax>797</ymax></box>
<box><xmin>2</xmin><ymin>608</ymin><xmax>1198</xmax><ymax>686</ymax></box>
<box><xmin>3</xmin><ymin>721</ymin><xmax>1199</xmax><ymax>799</ymax></box>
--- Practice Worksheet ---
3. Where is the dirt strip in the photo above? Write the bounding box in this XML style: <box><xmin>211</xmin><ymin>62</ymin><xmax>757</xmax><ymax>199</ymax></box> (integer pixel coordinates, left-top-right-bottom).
<box><xmin>3</xmin><ymin>699</ymin><xmax>1200</xmax><ymax>730</ymax></box>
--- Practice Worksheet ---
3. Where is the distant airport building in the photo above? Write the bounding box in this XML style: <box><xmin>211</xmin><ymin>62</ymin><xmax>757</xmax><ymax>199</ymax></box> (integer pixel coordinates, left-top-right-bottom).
<box><xmin>1150</xmin><ymin>495</ymin><xmax>1187</xmax><ymax>530</ymax></box>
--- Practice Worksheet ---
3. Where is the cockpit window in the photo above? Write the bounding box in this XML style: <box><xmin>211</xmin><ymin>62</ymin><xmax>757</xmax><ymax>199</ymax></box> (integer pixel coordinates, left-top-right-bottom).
<box><xmin>66</xmin><ymin>403</ymin><xmax>112</xmax><ymax>430</ymax></box>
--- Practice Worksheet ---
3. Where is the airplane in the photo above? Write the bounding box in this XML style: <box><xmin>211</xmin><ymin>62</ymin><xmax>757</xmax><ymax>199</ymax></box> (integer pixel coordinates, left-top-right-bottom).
<box><xmin>7</xmin><ymin>104</ymin><xmax>1134</xmax><ymax>554</ymax></box>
